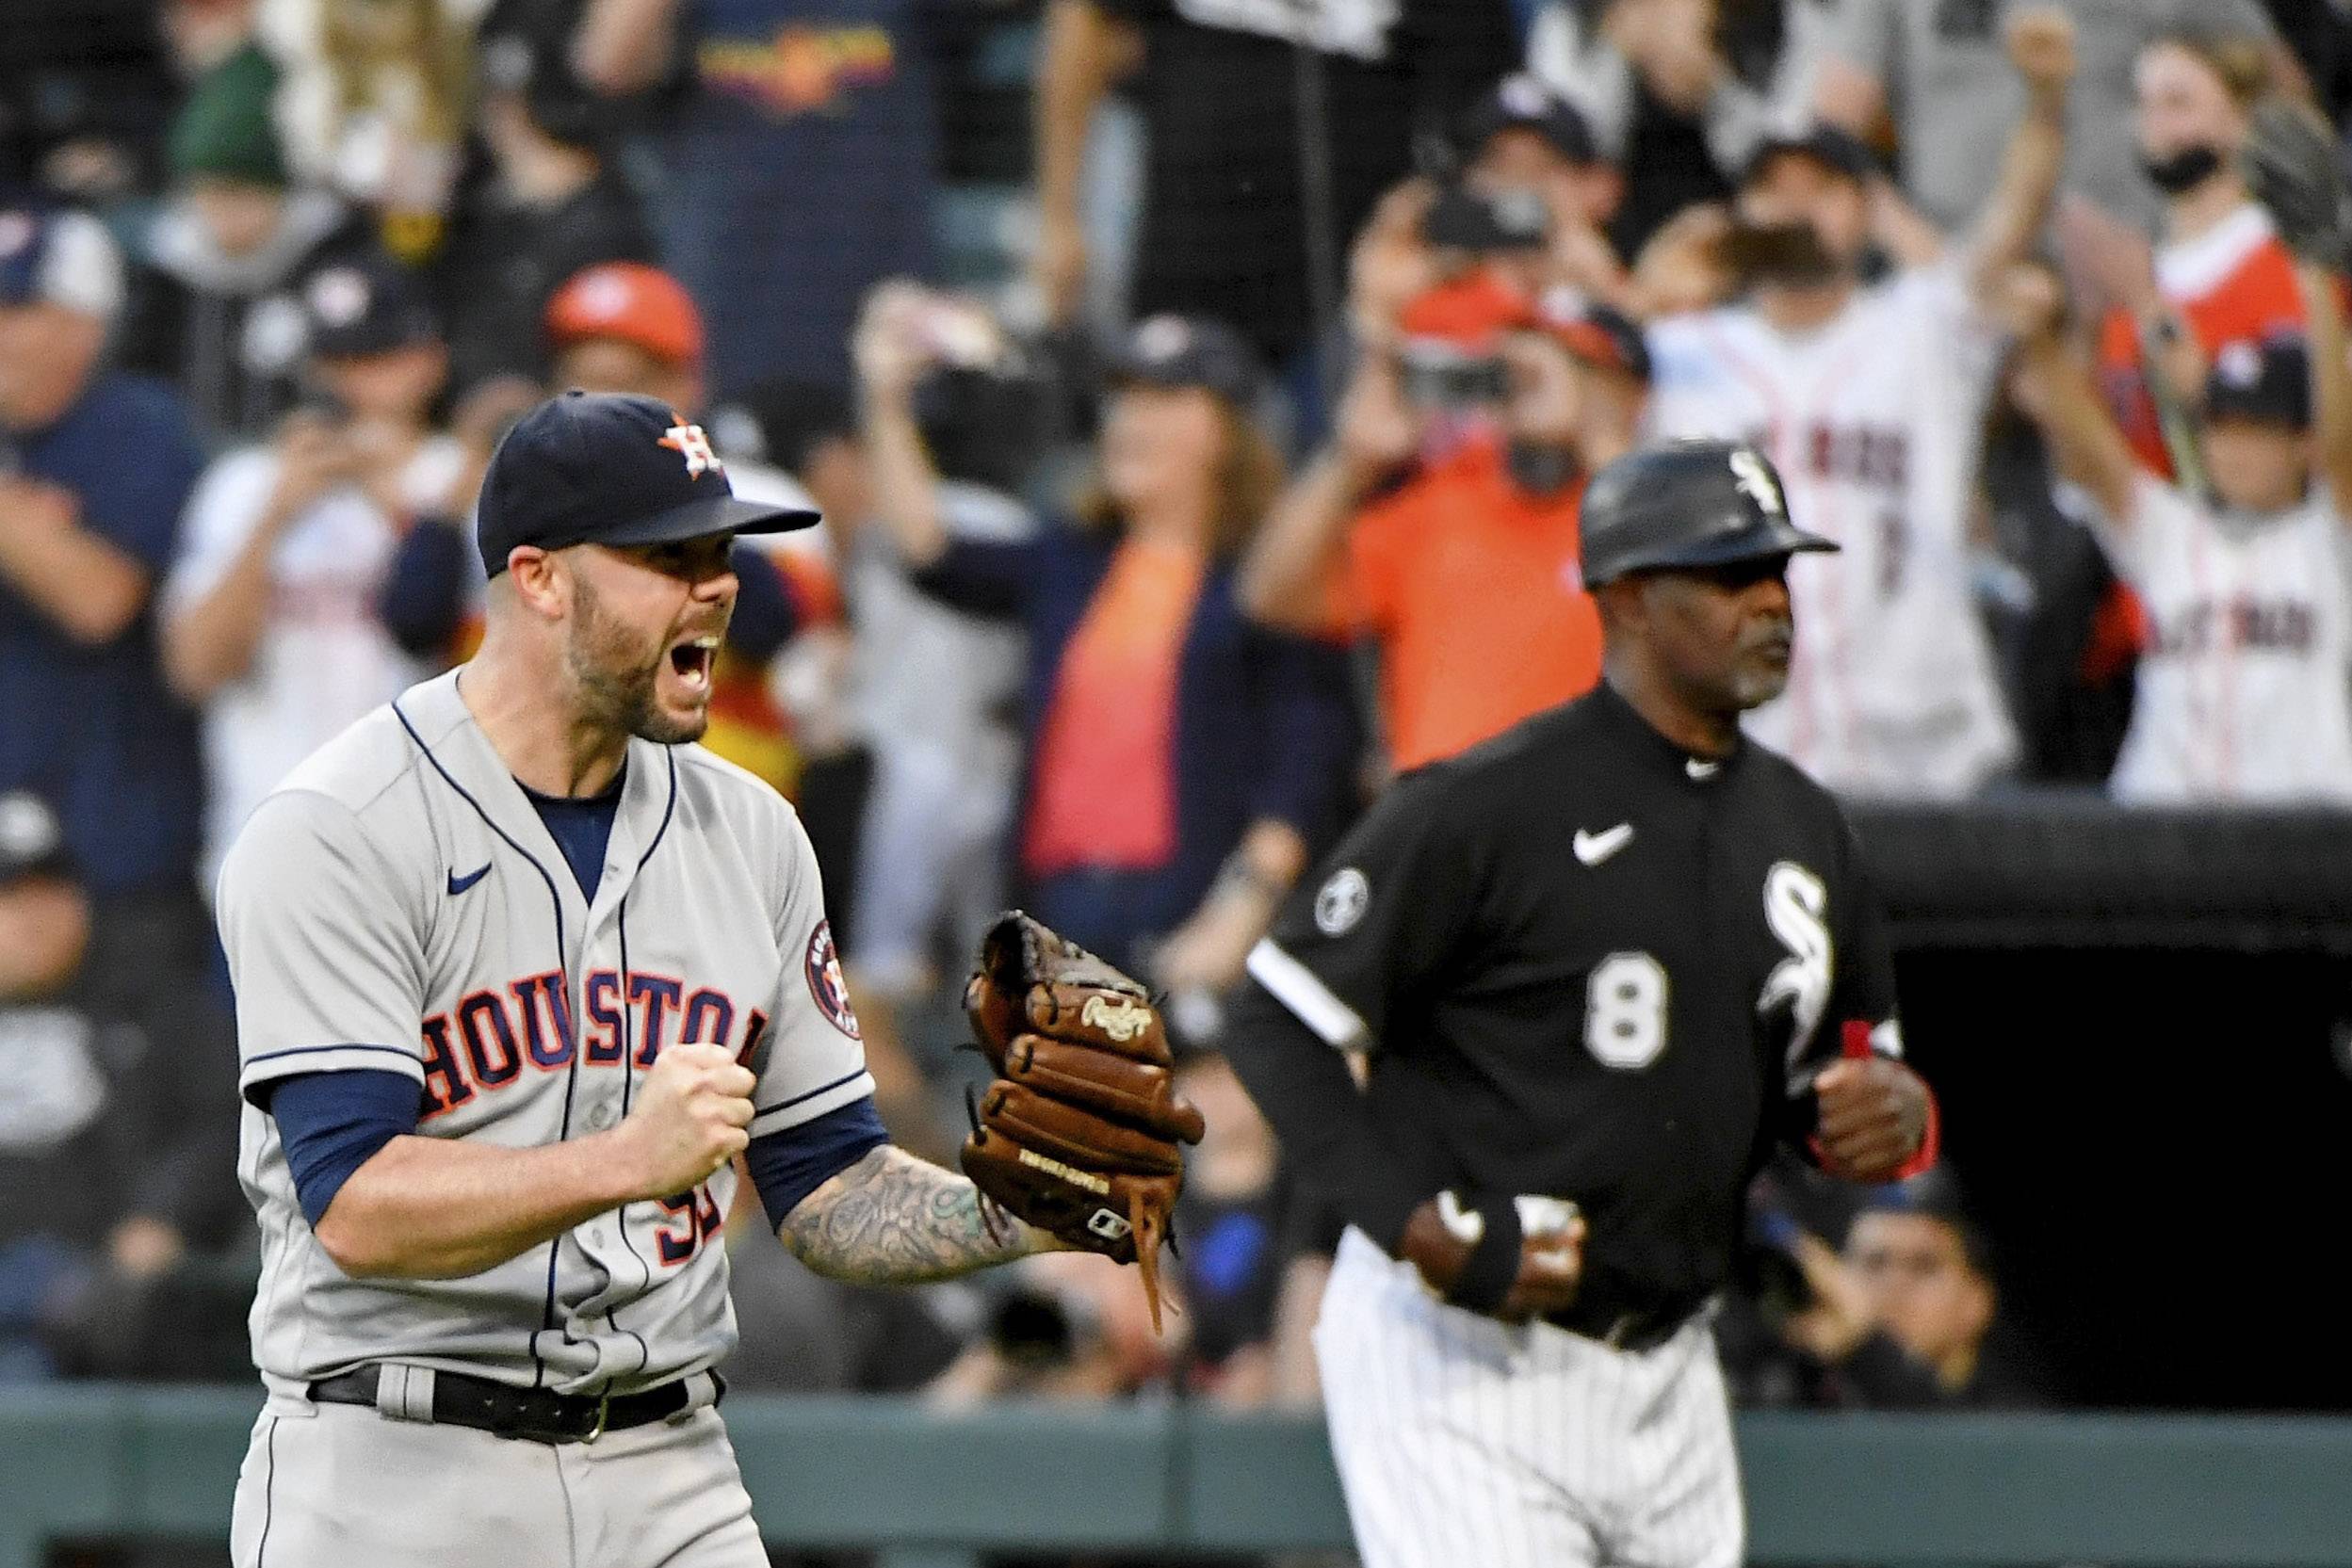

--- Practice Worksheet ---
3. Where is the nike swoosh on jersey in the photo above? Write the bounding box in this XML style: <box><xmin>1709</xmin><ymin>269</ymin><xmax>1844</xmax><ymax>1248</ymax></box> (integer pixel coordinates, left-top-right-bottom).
<box><xmin>1572</xmin><ymin>824</ymin><xmax>1634</xmax><ymax>866</ymax></box>
<box><xmin>446</xmin><ymin>863</ymin><xmax>492</xmax><ymax>896</ymax></box>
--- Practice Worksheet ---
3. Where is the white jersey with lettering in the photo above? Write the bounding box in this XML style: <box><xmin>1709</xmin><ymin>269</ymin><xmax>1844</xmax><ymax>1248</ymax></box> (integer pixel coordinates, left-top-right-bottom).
<box><xmin>1645</xmin><ymin>263</ymin><xmax>2018</xmax><ymax>798</ymax></box>
<box><xmin>2097</xmin><ymin>476</ymin><xmax>2352</xmax><ymax>802</ymax></box>
<box><xmin>217</xmin><ymin>669</ymin><xmax>874</xmax><ymax>1400</ymax></box>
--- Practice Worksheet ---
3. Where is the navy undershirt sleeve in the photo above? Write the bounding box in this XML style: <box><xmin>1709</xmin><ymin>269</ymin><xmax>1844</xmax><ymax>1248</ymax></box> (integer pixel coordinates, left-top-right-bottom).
<box><xmin>744</xmin><ymin>1095</ymin><xmax>891</xmax><ymax>1228</ymax></box>
<box><xmin>262</xmin><ymin>1069</ymin><xmax>424</xmax><ymax>1228</ymax></box>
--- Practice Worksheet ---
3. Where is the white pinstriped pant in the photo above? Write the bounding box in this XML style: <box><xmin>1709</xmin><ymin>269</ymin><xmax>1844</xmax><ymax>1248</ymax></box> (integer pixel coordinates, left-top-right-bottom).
<box><xmin>1315</xmin><ymin>1230</ymin><xmax>1744</xmax><ymax>1568</ymax></box>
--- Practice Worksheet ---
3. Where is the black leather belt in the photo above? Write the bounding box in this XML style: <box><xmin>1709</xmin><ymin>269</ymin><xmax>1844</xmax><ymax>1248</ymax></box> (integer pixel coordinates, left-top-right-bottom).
<box><xmin>309</xmin><ymin>1366</ymin><xmax>705</xmax><ymax>1445</ymax></box>
<box><xmin>1546</xmin><ymin>1299</ymin><xmax>1697</xmax><ymax>1354</ymax></box>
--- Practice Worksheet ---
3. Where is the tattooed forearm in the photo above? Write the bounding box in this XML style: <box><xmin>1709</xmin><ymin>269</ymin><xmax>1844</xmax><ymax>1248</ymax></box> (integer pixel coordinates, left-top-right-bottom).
<box><xmin>776</xmin><ymin>1145</ymin><xmax>1043</xmax><ymax>1284</ymax></box>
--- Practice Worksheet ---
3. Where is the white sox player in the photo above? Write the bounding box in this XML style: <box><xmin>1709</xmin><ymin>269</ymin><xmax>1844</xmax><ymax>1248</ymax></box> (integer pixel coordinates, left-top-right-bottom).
<box><xmin>1643</xmin><ymin>10</ymin><xmax>2078</xmax><ymax>799</ymax></box>
<box><xmin>2002</xmin><ymin>253</ymin><xmax>2352</xmax><ymax>801</ymax></box>
<box><xmin>1225</xmin><ymin>441</ymin><xmax>1939</xmax><ymax>1568</ymax></box>
<box><xmin>217</xmin><ymin>392</ymin><xmax>1059</xmax><ymax>1568</ymax></box>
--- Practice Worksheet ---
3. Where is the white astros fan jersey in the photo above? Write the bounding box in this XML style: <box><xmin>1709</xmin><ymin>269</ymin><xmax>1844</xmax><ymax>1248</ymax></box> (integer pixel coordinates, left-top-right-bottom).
<box><xmin>216</xmin><ymin>670</ymin><xmax>874</xmax><ymax>1399</ymax></box>
<box><xmin>2097</xmin><ymin>477</ymin><xmax>2352</xmax><ymax>803</ymax></box>
<box><xmin>1646</xmin><ymin>264</ymin><xmax>2019</xmax><ymax>797</ymax></box>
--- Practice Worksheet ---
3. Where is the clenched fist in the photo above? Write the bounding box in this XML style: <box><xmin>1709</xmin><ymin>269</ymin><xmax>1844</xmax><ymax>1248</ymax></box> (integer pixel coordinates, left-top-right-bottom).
<box><xmin>1813</xmin><ymin>1056</ymin><xmax>1933</xmax><ymax>1183</ymax></box>
<box><xmin>1400</xmin><ymin>1192</ymin><xmax>1586</xmax><ymax>1322</ymax></box>
<box><xmin>613</xmin><ymin>1043</ymin><xmax>756</xmax><ymax>1200</ymax></box>
<box><xmin>2005</xmin><ymin>7</ymin><xmax>2076</xmax><ymax>105</ymax></box>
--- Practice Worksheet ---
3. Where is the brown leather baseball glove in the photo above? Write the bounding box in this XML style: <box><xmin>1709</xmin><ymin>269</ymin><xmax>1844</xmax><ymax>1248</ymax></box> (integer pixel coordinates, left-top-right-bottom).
<box><xmin>961</xmin><ymin>911</ymin><xmax>1205</xmax><ymax>1330</ymax></box>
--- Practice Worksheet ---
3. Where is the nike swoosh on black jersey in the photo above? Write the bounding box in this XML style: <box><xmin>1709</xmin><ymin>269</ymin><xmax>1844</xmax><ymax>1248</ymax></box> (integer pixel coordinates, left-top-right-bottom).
<box><xmin>446</xmin><ymin>864</ymin><xmax>492</xmax><ymax>896</ymax></box>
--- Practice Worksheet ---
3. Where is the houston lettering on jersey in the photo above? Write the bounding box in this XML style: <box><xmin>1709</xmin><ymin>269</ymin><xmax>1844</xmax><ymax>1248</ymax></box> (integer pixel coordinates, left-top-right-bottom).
<box><xmin>1738</xmin><ymin>422</ymin><xmax>1911</xmax><ymax>493</ymax></box>
<box><xmin>2147</xmin><ymin>595</ymin><xmax>2319</xmax><ymax>657</ymax></box>
<box><xmin>418</xmin><ymin>970</ymin><xmax>768</xmax><ymax>1119</ymax></box>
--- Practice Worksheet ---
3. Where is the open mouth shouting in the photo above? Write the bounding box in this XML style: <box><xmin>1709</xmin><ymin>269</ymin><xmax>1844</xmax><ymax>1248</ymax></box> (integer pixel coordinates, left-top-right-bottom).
<box><xmin>665</xmin><ymin>632</ymin><xmax>722</xmax><ymax>700</ymax></box>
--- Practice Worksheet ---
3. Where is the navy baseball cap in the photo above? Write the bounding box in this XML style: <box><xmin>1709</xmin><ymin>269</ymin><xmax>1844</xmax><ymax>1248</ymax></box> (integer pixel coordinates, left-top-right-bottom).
<box><xmin>1109</xmin><ymin>315</ymin><xmax>1262</xmax><ymax>406</ymax></box>
<box><xmin>475</xmin><ymin>391</ymin><xmax>821</xmax><ymax>576</ymax></box>
<box><xmin>1460</xmin><ymin>73</ymin><xmax>1601</xmax><ymax>167</ymax></box>
<box><xmin>1742</xmin><ymin>125</ymin><xmax>1879</xmax><ymax>188</ymax></box>
<box><xmin>2204</xmin><ymin>335</ymin><xmax>2312</xmax><ymax>428</ymax></box>
<box><xmin>0</xmin><ymin>203</ymin><xmax>123</xmax><ymax>318</ymax></box>
<box><xmin>300</xmin><ymin>253</ymin><xmax>440</xmax><ymax>359</ymax></box>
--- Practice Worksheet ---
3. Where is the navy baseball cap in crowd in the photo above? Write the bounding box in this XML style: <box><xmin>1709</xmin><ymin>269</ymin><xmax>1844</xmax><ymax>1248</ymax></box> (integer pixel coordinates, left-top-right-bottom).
<box><xmin>1742</xmin><ymin>124</ymin><xmax>1879</xmax><ymax>188</ymax></box>
<box><xmin>300</xmin><ymin>253</ymin><xmax>441</xmax><ymax>359</ymax></box>
<box><xmin>2204</xmin><ymin>335</ymin><xmax>2313</xmax><ymax>428</ymax></box>
<box><xmin>475</xmin><ymin>391</ymin><xmax>821</xmax><ymax>576</ymax></box>
<box><xmin>0</xmin><ymin>790</ymin><xmax>75</xmax><ymax>887</ymax></box>
<box><xmin>0</xmin><ymin>203</ymin><xmax>123</xmax><ymax>319</ymax></box>
<box><xmin>1460</xmin><ymin>73</ymin><xmax>1602</xmax><ymax>167</ymax></box>
<box><xmin>1109</xmin><ymin>315</ymin><xmax>1262</xmax><ymax>406</ymax></box>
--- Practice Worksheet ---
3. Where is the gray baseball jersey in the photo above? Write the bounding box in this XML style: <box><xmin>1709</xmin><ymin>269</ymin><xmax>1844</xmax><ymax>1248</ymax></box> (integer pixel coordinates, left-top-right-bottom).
<box><xmin>218</xmin><ymin>669</ymin><xmax>874</xmax><ymax>1400</ymax></box>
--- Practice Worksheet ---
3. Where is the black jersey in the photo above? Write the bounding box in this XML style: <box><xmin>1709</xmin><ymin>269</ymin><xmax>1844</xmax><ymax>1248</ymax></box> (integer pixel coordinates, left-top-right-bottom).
<box><xmin>1227</xmin><ymin>682</ymin><xmax>1903</xmax><ymax>1331</ymax></box>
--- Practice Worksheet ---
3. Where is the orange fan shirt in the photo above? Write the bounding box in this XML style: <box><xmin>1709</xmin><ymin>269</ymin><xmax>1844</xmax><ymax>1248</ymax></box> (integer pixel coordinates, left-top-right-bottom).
<box><xmin>1334</xmin><ymin>444</ymin><xmax>1603</xmax><ymax>770</ymax></box>
<box><xmin>1024</xmin><ymin>537</ymin><xmax>1206</xmax><ymax>879</ymax></box>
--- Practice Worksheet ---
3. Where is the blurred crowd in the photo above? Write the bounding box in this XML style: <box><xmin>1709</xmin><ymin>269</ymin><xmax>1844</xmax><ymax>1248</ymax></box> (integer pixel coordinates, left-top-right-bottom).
<box><xmin>9</xmin><ymin>0</ymin><xmax>2352</xmax><ymax>1476</ymax></box>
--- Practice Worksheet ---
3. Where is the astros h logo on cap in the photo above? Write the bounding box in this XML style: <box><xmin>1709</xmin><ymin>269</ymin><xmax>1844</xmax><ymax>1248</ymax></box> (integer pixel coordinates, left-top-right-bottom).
<box><xmin>473</xmin><ymin>391</ymin><xmax>818</xmax><ymax>577</ymax></box>
<box><xmin>657</xmin><ymin>412</ymin><xmax>723</xmax><ymax>479</ymax></box>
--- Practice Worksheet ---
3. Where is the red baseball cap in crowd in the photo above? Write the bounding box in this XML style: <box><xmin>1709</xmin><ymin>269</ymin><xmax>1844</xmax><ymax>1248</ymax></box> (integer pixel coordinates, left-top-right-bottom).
<box><xmin>1526</xmin><ymin>293</ymin><xmax>1652</xmax><ymax>384</ymax></box>
<box><xmin>545</xmin><ymin>262</ymin><xmax>705</xmax><ymax>367</ymax></box>
<box><xmin>1397</xmin><ymin>269</ymin><xmax>1530</xmax><ymax>348</ymax></box>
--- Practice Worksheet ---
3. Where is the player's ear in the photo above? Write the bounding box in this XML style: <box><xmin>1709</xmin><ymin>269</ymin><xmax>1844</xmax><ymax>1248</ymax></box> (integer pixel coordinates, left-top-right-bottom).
<box><xmin>505</xmin><ymin>546</ymin><xmax>568</xmax><ymax>622</ymax></box>
<box><xmin>1593</xmin><ymin>576</ymin><xmax>1645</xmax><ymax>638</ymax></box>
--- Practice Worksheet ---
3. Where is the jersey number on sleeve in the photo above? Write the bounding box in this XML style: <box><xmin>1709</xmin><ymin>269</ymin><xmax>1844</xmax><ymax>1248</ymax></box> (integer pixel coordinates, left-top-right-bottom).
<box><xmin>1585</xmin><ymin>952</ymin><xmax>1669</xmax><ymax>1070</ymax></box>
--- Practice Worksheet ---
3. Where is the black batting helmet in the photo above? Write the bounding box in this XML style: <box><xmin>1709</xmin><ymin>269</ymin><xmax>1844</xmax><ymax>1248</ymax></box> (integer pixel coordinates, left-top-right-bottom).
<box><xmin>1578</xmin><ymin>440</ymin><xmax>1838</xmax><ymax>588</ymax></box>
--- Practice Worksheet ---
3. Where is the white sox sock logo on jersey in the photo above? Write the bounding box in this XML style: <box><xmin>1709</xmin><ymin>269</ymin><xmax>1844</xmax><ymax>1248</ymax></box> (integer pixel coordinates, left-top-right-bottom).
<box><xmin>1758</xmin><ymin>861</ymin><xmax>1832</xmax><ymax>1061</ymax></box>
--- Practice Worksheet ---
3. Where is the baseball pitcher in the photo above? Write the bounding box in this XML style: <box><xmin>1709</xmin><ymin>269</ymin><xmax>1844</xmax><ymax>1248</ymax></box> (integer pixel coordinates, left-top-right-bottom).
<box><xmin>218</xmin><ymin>391</ymin><xmax>1199</xmax><ymax>1567</ymax></box>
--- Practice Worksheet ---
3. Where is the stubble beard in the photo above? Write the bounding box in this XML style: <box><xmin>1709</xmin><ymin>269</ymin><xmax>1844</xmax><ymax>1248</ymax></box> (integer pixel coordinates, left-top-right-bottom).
<box><xmin>565</xmin><ymin>578</ymin><xmax>707</xmax><ymax>746</ymax></box>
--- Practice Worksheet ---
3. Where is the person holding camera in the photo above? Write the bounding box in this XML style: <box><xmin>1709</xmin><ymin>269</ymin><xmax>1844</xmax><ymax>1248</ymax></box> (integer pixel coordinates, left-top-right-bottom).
<box><xmin>844</xmin><ymin>283</ymin><xmax>1039</xmax><ymax>1006</ymax></box>
<box><xmin>1240</xmin><ymin>282</ymin><xmax>1645</xmax><ymax>772</ymax></box>
<box><xmin>161</xmin><ymin>252</ymin><xmax>475</xmax><ymax>884</ymax></box>
<box><xmin>1</xmin><ymin>202</ymin><xmax>210</xmax><ymax>995</ymax></box>
<box><xmin>1347</xmin><ymin>77</ymin><xmax>1635</xmax><ymax>345</ymax></box>
<box><xmin>861</xmin><ymin>309</ymin><xmax>1356</xmax><ymax>995</ymax></box>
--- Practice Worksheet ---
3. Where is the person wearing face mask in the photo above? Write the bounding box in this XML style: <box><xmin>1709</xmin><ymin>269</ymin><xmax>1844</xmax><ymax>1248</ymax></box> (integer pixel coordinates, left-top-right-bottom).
<box><xmin>2003</xmin><ymin>238</ymin><xmax>2352</xmax><ymax>804</ymax></box>
<box><xmin>1240</xmin><ymin>281</ymin><xmax>1645</xmax><ymax>773</ymax></box>
<box><xmin>2093</xmin><ymin>28</ymin><xmax>2317</xmax><ymax>479</ymax></box>
<box><xmin>1641</xmin><ymin>10</ymin><xmax>2074</xmax><ymax>800</ymax></box>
